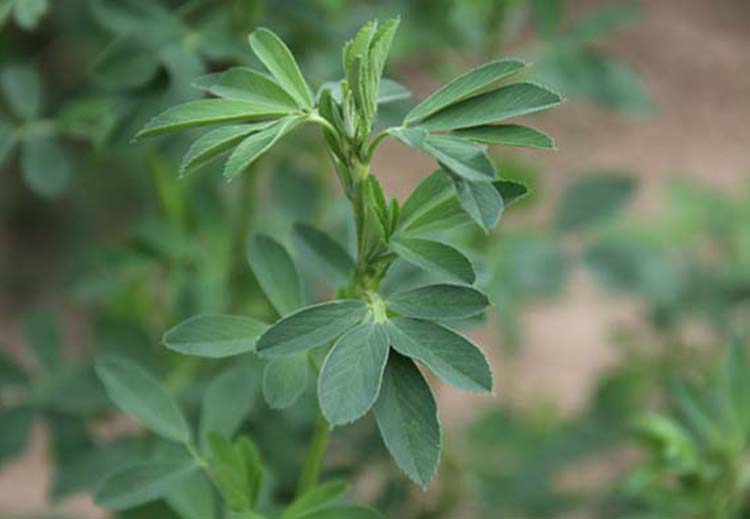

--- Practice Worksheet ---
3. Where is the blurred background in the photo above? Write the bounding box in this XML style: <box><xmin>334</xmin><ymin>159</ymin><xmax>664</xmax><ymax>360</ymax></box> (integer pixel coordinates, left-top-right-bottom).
<box><xmin>1</xmin><ymin>0</ymin><xmax>749</xmax><ymax>518</ymax></box>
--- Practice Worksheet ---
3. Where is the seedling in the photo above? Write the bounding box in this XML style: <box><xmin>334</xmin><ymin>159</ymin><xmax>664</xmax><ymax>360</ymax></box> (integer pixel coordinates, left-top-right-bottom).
<box><xmin>95</xmin><ymin>17</ymin><xmax>561</xmax><ymax>516</ymax></box>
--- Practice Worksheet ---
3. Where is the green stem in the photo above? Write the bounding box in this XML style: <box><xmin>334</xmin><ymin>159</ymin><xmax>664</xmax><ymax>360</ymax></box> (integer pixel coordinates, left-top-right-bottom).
<box><xmin>296</xmin><ymin>414</ymin><xmax>331</xmax><ymax>496</ymax></box>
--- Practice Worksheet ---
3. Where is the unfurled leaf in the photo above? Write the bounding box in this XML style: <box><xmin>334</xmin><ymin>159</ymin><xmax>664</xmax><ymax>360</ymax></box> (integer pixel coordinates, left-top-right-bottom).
<box><xmin>0</xmin><ymin>64</ymin><xmax>41</xmax><ymax>119</ymax></box>
<box><xmin>283</xmin><ymin>480</ymin><xmax>349</xmax><ymax>519</ymax></box>
<box><xmin>208</xmin><ymin>434</ymin><xmax>264</xmax><ymax>512</ymax></box>
<box><xmin>387</xmin><ymin>318</ymin><xmax>492</xmax><ymax>393</ymax></box>
<box><xmin>422</xmin><ymin>134</ymin><xmax>496</xmax><ymax>182</ymax></box>
<box><xmin>493</xmin><ymin>179</ymin><xmax>529</xmax><ymax>206</ymax></box>
<box><xmin>95</xmin><ymin>356</ymin><xmax>191</xmax><ymax>444</ymax></box>
<box><xmin>263</xmin><ymin>353</ymin><xmax>309</xmax><ymax>409</ymax></box>
<box><xmin>135</xmin><ymin>99</ymin><xmax>291</xmax><ymax>140</ymax></box>
<box><xmin>377</xmin><ymin>79</ymin><xmax>411</xmax><ymax>104</ymax></box>
<box><xmin>419</xmin><ymin>82</ymin><xmax>561</xmax><ymax>132</ymax></box>
<box><xmin>180</xmin><ymin>123</ymin><xmax>273</xmax><ymax>176</ymax></box>
<box><xmin>163</xmin><ymin>315</ymin><xmax>268</xmax><ymax>358</ymax></box>
<box><xmin>256</xmin><ymin>300</ymin><xmax>368</xmax><ymax>357</ymax></box>
<box><xmin>398</xmin><ymin>169</ymin><xmax>453</xmax><ymax>229</ymax></box>
<box><xmin>319</xmin><ymin>322</ymin><xmax>389</xmax><ymax>425</ymax></box>
<box><xmin>21</xmin><ymin>137</ymin><xmax>72</xmax><ymax>198</ymax></box>
<box><xmin>292</xmin><ymin>223</ymin><xmax>356</xmax><ymax>287</ymax></box>
<box><xmin>452</xmin><ymin>175</ymin><xmax>503</xmax><ymax>231</ymax></box>
<box><xmin>556</xmin><ymin>173</ymin><xmax>636</xmax><ymax>230</ymax></box>
<box><xmin>165</xmin><ymin>471</ymin><xmax>216</xmax><ymax>519</ymax></box>
<box><xmin>208</xmin><ymin>67</ymin><xmax>298</xmax><ymax>109</ymax></box>
<box><xmin>454</xmin><ymin>124</ymin><xmax>555</xmax><ymax>150</ymax></box>
<box><xmin>405</xmin><ymin>59</ymin><xmax>526</xmax><ymax>124</ymax></box>
<box><xmin>249</xmin><ymin>28</ymin><xmax>313</xmax><ymax>109</ymax></box>
<box><xmin>95</xmin><ymin>459</ymin><xmax>198</xmax><ymax>511</ymax></box>
<box><xmin>392</xmin><ymin>237</ymin><xmax>475</xmax><ymax>284</ymax></box>
<box><xmin>200</xmin><ymin>360</ymin><xmax>258</xmax><ymax>445</ymax></box>
<box><xmin>11</xmin><ymin>0</ymin><xmax>48</xmax><ymax>29</ymax></box>
<box><xmin>248</xmin><ymin>233</ymin><xmax>304</xmax><ymax>316</ymax></box>
<box><xmin>374</xmin><ymin>352</ymin><xmax>440</xmax><ymax>486</ymax></box>
<box><xmin>386</xmin><ymin>284</ymin><xmax>489</xmax><ymax>320</ymax></box>
<box><xmin>223</xmin><ymin>115</ymin><xmax>302</xmax><ymax>179</ymax></box>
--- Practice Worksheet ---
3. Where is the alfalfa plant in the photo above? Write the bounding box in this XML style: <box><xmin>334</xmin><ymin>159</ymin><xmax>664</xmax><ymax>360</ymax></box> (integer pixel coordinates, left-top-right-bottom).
<box><xmin>94</xmin><ymin>17</ymin><xmax>561</xmax><ymax>517</ymax></box>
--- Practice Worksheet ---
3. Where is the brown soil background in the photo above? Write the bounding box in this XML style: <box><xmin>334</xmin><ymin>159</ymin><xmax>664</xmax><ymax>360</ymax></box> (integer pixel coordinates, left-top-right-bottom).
<box><xmin>1</xmin><ymin>0</ymin><xmax>749</xmax><ymax>517</ymax></box>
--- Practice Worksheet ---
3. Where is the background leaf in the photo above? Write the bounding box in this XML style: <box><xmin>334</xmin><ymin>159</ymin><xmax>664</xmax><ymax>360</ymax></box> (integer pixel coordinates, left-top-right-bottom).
<box><xmin>163</xmin><ymin>314</ymin><xmax>268</xmax><ymax>358</ymax></box>
<box><xmin>263</xmin><ymin>353</ymin><xmax>309</xmax><ymax>409</ymax></box>
<box><xmin>248</xmin><ymin>233</ymin><xmax>304</xmax><ymax>316</ymax></box>
<box><xmin>556</xmin><ymin>172</ymin><xmax>636</xmax><ymax>231</ymax></box>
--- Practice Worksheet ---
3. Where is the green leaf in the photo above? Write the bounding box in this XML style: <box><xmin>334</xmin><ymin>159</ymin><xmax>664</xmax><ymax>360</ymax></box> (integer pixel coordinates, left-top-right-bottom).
<box><xmin>200</xmin><ymin>360</ymin><xmax>258</xmax><ymax>446</ymax></box>
<box><xmin>180</xmin><ymin>123</ymin><xmax>273</xmax><ymax>176</ymax></box>
<box><xmin>135</xmin><ymin>99</ymin><xmax>291</xmax><ymax>140</ymax></box>
<box><xmin>248</xmin><ymin>233</ymin><xmax>304</xmax><ymax>316</ymax></box>
<box><xmin>454</xmin><ymin>124</ymin><xmax>555</xmax><ymax>150</ymax></box>
<box><xmin>374</xmin><ymin>352</ymin><xmax>440</xmax><ymax>487</ymax></box>
<box><xmin>0</xmin><ymin>64</ymin><xmax>41</xmax><ymax>119</ymax></box>
<box><xmin>556</xmin><ymin>173</ymin><xmax>636</xmax><ymax>231</ymax></box>
<box><xmin>282</xmin><ymin>480</ymin><xmax>349</xmax><ymax>519</ymax></box>
<box><xmin>256</xmin><ymin>300</ymin><xmax>368</xmax><ymax>357</ymax></box>
<box><xmin>387</xmin><ymin>317</ymin><xmax>492</xmax><ymax>393</ymax></box>
<box><xmin>405</xmin><ymin>59</ymin><xmax>527</xmax><ymax>124</ymax></box>
<box><xmin>318</xmin><ymin>322</ymin><xmax>389</xmax><ymax>425</ymax></box>
<box><xmin>92</xmin><ymin>36</ymin><xmax>160</xmax><ymax>89</ymax></box>
<box><xmin>23</xmin><ymin>307</ymin><xmax>61</xmax><ymax>373</ymax></box>
<box><xmin>378</xmin><ymin>79</ymin><xmax>411</xmax><ymax>104</ymax></box>
<box><xmin>419</xmin><ymin>82</ymin><xmax>562</xmax><ymax>132</ymax></box>
<box><xmin>95</xmin><ymin>356</ymin><xmax>191</xmax><ymax>444</ymax></box>
<box><xmin>0</xmin><ymin>117</ymin><xmax>16</xmax><ymax>167</ymax></box>
<box><xmin>392</xmin><ymin>238</ymin><xmax>475</xmax><ymax>284</ymax></box>
<box><xmin>94</xmin><ymin>460</ymin><xmax>198</xmax><ymax>511</ymax></box>
<box><xmin>263</xmin><ymin>353</ymin><xmax>309</xmax><ymax>409</ymax></box>
<box><xmin>398</xmin><ymin>170</ymin><xmax>453</xmax><ymax>230</ymax></box>
<box><xmin>208</xmin><ymin>434</ymin><xmax>264</xmax><ymax>512</ymax></box>
<box><xmin>12</xmin><ymin>0</ymin><xmax>47</xmax><ymax>29</ymax></box>
<box><xmin>451</xmin><ymin>175</ymin><xmax>503</xmax><ymax>231</ymax></box>
<box><xmin>493</xmin><ymin>179</ymin><xmax>529</xmax><ymax>206</ymax></box>
<box><xmin>386</xmin><ymin>284</ymin><xmax>489</xmax><ymax>320</ymax></box>
<box><xmin>295</xmin><ymin>507</ymin><xmax>384</xmax><ymax>519</ymax></box>
<box><xmin>0</xmin><ymin>407</ymin><xmax>34</xmax><ymax>465</ymax></box>
<box><xmin>21</xmin><ymin>137</ymin><xmax>72</xmax><ymax>198</ymax></box>
<box><xmin>163</xmin><ymin>315</ymin><xmax>268</xmax><ymax>358</ymax></box>
<box><xmin>403</xmin><ymin>197</ymin><xmax>469</xmax><ymax>236</ymax></box>
<box><xmin>165</xmin><ymin>471</ymin><xmax>215</xmax><ymax>519</ymax></box>
<box><xmin>292</xmin><ymin>223</ymin><xmax>356</xmax><ymax>287</ymax></box>
<box><xmin>208</xmin><ymin>67</ymin><xmax>299</xmax><ymax>110</ymax></box>
<box><xmin>422</xmin><ymin>134</ymin><xmax>496</xmax><ymax>182</ymax></box>
<box><xmin>249</xmin><ymin>28</ymin><xmax>313</xmax><ymax>109</ymax></box>
<box><xmin>223</xmin><ymin>115</ymin><xmax>303</xmax><ymax>179</ymax></box>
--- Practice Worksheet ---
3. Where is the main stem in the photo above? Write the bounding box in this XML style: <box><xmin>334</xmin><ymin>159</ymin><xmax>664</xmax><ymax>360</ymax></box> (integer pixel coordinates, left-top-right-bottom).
<box><xmin>297</xmin><ymin>414</ymin><xmax>332</xmax><ymax>496</ymax></box>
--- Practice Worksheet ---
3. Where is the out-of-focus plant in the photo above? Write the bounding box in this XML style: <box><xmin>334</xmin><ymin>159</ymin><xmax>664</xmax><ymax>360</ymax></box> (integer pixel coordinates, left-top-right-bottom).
<box><xmin>622</xmin><ymin>339</ymin><xmax>750</xmax><ymax>519</ymax></box>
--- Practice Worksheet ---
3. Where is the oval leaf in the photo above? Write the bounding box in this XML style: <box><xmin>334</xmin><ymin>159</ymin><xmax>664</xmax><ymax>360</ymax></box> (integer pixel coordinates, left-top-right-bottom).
<box><xmin>249</xmin><ymin>28</ymin><xmax>313</xmax><ymax>109</ymax></box>
<box><xmin>95</xmin><ymin>356</ymin><xmax>191</xmax><ymax>444</ymax></box>
<box><xmin>200</xmin><ymin>359</ymin><xmax>259</xmax><ymax>445</ymax></box>
<box><xmin>454</xmin><ymin>124</ymin><xmax>555</xmax><ymax>150</ymax></box>
<box><xmin>135</xmin><ymin>99</ymin><xmax>291</xmax><ymax>140</ymax></box>
<box><xmin>451</xmin><ymin>175</ymin><xmax>503</xmax><ymax>232</ymax></box>
<box><xmin>374</xmin><ymin>352</ymin><xmax>440</xmax><ymax>487</ymax></box>
<box><xmin>419</xmin><ymin>82</ymin><xmax>562</xmax><ymax>132</ymax></box>
<box><xmin>95</xmin><ymin>460</ymin><xmax>198</xmax><ymax>510</ymax></box>
<box><xmin>392</xmin><ymin>238</ymin><xmax>475</xmax><ymax>284</ymax></box>
<box><xmin>263</xmin><ymin>353</ymin><xmax>309</xmax><ymax>409</ymax></box>
<box><xmin>292</xmin><ymin>223</ymin><xmax>356</xmax><ymax>287</ymax></box>
<box><xmin>386</xmin><ymin>284</ymin><xmax>489</xmax><ymax>320</ymax></box>
<box><xmin>386</xmin><ymin>317</ymin><xmax>493</xmax><ymax>393</ymax></box>
<box><xmin>256</xmin><ymin>300</ymin><xmax>368</xmax><ymax>357</ymax></box>
<box><xmin>180</xmin><ymin>123</ymin><xmax>272</xmax><ymax>176</ymax></box>
<box><xmin>248</xmin><ymin>233</ymin><xmax>304</xmax><ymax>316</ymax></box>
<box><xmin>209</xmin><ymin>67</ymin><xmax>298</xmax><ymax>109</ymax></box>
<box><xmin>318</xmin><ymin>322</ymin><xmax>389</xmax><ymax>425</ymax></box>
<box><xmin>163</xmin><ymin>315</ymin><xmax>268</xmax><ymax>358</ymax></box>
<box><xmin>223</xmin><ymin>116</ymin><xmax>302</xmax><ymax>179</ymax></box>
<box><xmin>405</xmin><ymin>59</ymin><xmax>526</xmax><ymax>124</ymax></box>
<box><xmin>422</xmin><ymin>134</ymin><xmax>496</xmax><ymax>182</ymax></box>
